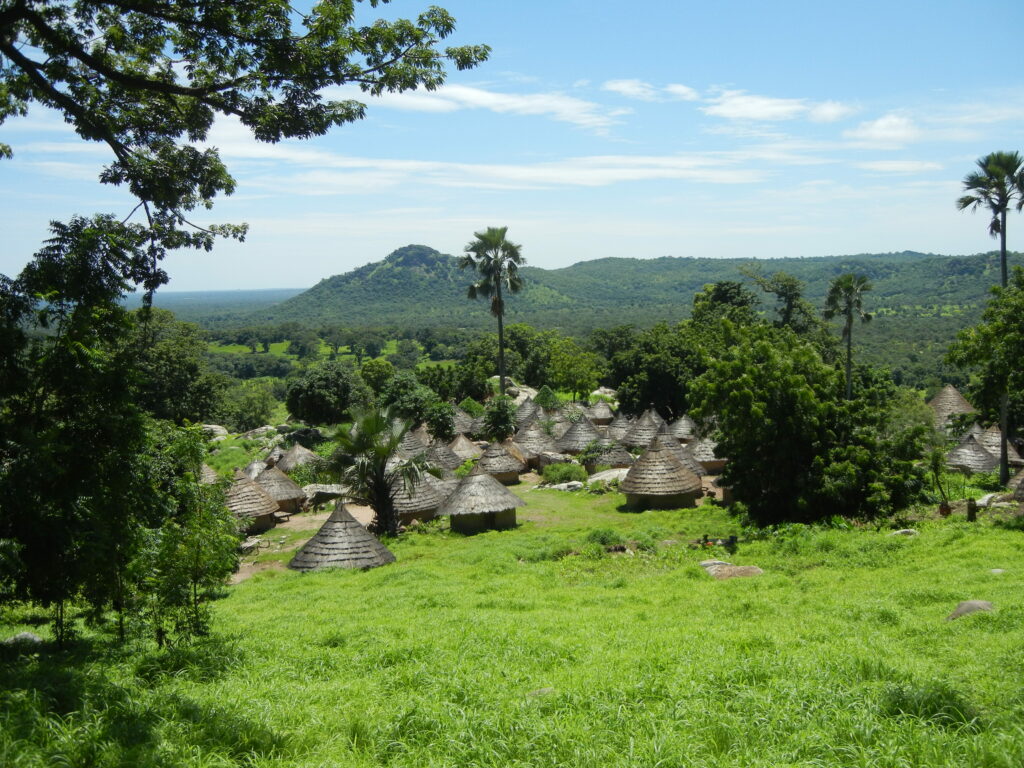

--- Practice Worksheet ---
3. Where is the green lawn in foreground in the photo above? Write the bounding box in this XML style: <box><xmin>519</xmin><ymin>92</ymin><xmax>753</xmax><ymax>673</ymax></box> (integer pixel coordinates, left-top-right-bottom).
<box><xmin>2</xmin><ymin>490</ymin><xmax>1023</xmax><ymax>767</ymax></box>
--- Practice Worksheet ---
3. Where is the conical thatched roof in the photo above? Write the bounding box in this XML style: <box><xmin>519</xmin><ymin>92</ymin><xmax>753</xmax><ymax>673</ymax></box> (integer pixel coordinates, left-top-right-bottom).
<box><xmin>607</xmin><ymin>413</ymin><xmax>634</xmax><ymax>441</ymax></box>
<box><xmin>689</xmin><ymin>437</ymin><xmax>720</xmax><ymax>464</ymax></box>
<box><xmin>437</xmin><ymin>468</ymin><xmax>526</xmax><ymax>517</ymax></box>
<box><xmin>226</xmin><ymin>474</ymin><xmax>280</xmax><ymax>525</ymax></box>
<box><xmin>477</xmin><ymin>441</ymin><xmax>526</xmax><ymax>476</ymax></box>
<box><xmin>452</xmin><ymin>407</ymin><xmax>477</xmax><ymax>435</ymax></box>
<box><xmin>513</xmin><ymin>422</ymin><xmax>558</xmax><ymax>458</ymax></box>
<box><xmin>556</xmin><ymin>416</ymin><xmax>603</xmax><ymax>454</ymax></box>
<box><xmin>928</xmin><ymin>384</ymin><xmax>975</xmax><ymax>430</ymax></box>
<box><xmin>977</xmin><ymin>425</ymin><xmax>1023</xmax><ymax>464</ymax></box>
<box><xmin>946</xmin><ymin>434</ymin><xmax>999</xmax><ymax>473</ymax></box>
<box><xmin>426</xmin><ymin>440</ymin><xmax>463</xmax><ymax>471</ymax></box>
<box><xmin>391</xmin><ymin>473</ymin><xmax>446</xmax><ymax>516</ymax></box>
<box><xmin>591</xmin><ymin>440</ymin><xmax>634</xmax><ymax>468</ymax></box>
<box><xmin>669</xmin><ymin>414</ymin><xmax>697</xmax><ymax>441</ymax></box>
<box><xmin>200</xmin><ymin>464</ymin><xmax>219</xmax><ymax>484</ymax></box>
<box><xmin>651</xmin><ymin>431</ymin><xmax>704</xmax><ymax>476</ymax></box>
<box><xmin>449</xmin><ymin>433</ymin><xmax>483</xmax><ymax>461</ymax></box>
<box><xmin>276</xmin><ymin>443</ymin><xmax>321</xmax><ymax>474</ymax></box>
<box><xmin>288</xmin><ymin>503</ymin><xmax>395</xmax><ymax>571</ymax></box>
<box><xmin>255</xmin><ymin>466</ymin><xmax>307</xmax><ymax>505</ymax></box>
<box><xmin>500</xmin><ymin>438</ymin><xmax>528</xmax><ymax>466</ymax></box>
<box><xmin>586</xmin><ymin>401</ymin><xmax>615</xmax><ymax>424</ymax></box>
<box><xmin>1009</xmin><ymin>466</ymin><xmax>1024</xmax><ymax>490</ymax></box>
<box><xmin>515</xmin><ymin>397</ymin><xmax>539</xmax><ymax>425</ymax></box>
<box><xmin>967</xmin><ymin>422</ymin><xmax>985</xmax><ymax>440</ymax></box>
<box><xmin>620</xmin><ymin>439</ymin><xmax>702</xmax><ymax>496</ymax></box>
<box><xmin>303</xmin><ymin>483</ymin><xmax>346</xmax><ymax>507</ymax></box>
<box><xmin>622</xmin><ymin>409</ymin><xmax>664</xmax><ymax>449</ymax></box>
<box><xmin>396</xmin><ymin>429</ymin><xmax>428</xmax><ymax>458</ymax></box>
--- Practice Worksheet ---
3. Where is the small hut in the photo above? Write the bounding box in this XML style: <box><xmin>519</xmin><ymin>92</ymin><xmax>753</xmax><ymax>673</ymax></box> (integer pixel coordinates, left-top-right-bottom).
<box><xmin>622</xmin><ymin>409</ymin><xmax>664</xmax><ymax>450</ymax></box>
<box><xmin>669</xmin><ymin>414</ymin><xmax>698</xmax><ymax>443</ymax></box>
<box><xmin>556</xmin><ymin>416</ymin><xmax>603</xmax><ymax>455</ymax></box>
<box><xmin>449</xmin><ymin>433</ymin><xmax>483</xmax><ymax>462</ymax></box>
<box><xmin>275</xmin><ymin>443</ymin><xmax>321</xmax><ymax>474</ymax></box>
<box><xmin>226</xmin><ymin>473</ymin><xmax>279</xmax><ymax>534</ymax></box>
<box><xmin>651</xmin><ymin>430</ymin><xmax>705</xmax><ymax>477</ymax></box>
<box><xmin>288</xmin><ymin>503</ymin><xmax>395</xmax><ymax>572</ymax></box>
<box><xmin>396</xmin><ymin>429</ymin><xmax>428</xmax><ymax>459</ymax></box>
<box><xmin>242</xmin><ymin>459</ymin><xmax>266</xmax><ymax>480</ymax></box>
<box><xmin>513</xmin><ymin>423</ymin><xmax>558</xmax><ymax>468</ymax></box>
<box><xmin>586</xmin><ymin>401</ymin><xmax>615</xmax><ymax>425</ymax></box>
<box><xmin>500</xmin><ymin>438</ymin><xmax>528</xmax><ymax>467</ymax></box>
<box><xmin>264</xmin><ymin>445</ymin><xmax>285</xmax><ymax>467</ymax></box>
<box><xmin>452</xmin><ymin>406</ymin><xmax>477</xmax><ymax>435</ymax></box>
<box><xmin>977</xmin><ymin>425</ymin><xmax>1024</xmax><ymax>466</ymax></box>
<box><xmin>426</xmin><ymin>440</ymin><xmax>464</xmax><ymax>472</ymax></box>
<box><xmin>620</xmin><ymin>439</ymin><xmax>702</xmax><ymax>510</ymax></box>
<box><xmin>391</xmin><ymin>473</ymin><xmax>446</xmax><ymax>524</ymax></box>
<box><xmin>945</xmin><ymin>434</ymin><xmax>999</xmax><ymax>474</ymax></box>
<box><xmin>690</xmin><ymin>437</ymin><xmax>725</xmax><ymax>474</ymax></box>
<box><xmin>927</xmin><ymin>384</ymin><xmax>976</xmax><ymax>431</ymax></box>
<box><xmin>476</xmin><ymin>442</ymin><xmax>527</xmax><ymax>484</ymax></box>
<box><xmin>255</xmin><ymin>466</ymin><xmax>307</xmax><ymax>515</ymax></box>
<box><xmin>515</xmin><ymin>397</ymin><xmax>540</xmax><ymax>426</ymax></box>
<box><xmin>606</xmin><ymin>413</ymin><xmax>634</xmax><ymax>441</ymax></box>
<box><xmin>585</xmin><ymin>439</ymin><xmax>634</xmax><ymax>471</ymax></box>
<box><xmin>437</xmin><ymin>467</ymin><xmax>525</xmax><ymax>534</ymax></box>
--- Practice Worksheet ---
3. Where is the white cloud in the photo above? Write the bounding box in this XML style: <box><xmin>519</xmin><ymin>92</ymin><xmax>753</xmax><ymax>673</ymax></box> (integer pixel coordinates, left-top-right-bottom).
<box><xmin>843</xmin><ymin>114</ymin><xmax>921</xmax><ymax>146</ymax></box>
<box><xmin>664</xmin><ymin>83</ymin><xmax>700</xmax><ymax>101</ymax></box>
<box><xmin>857</xmin><ymin>160</ymin><xmax>942</xmax><ymax>173</ymax></box>
<box><xmin>702</xmin><ymin>90</ymin><xmax>855</xmax><ymax>124</ymax></box>
<box><xmin>808</xmin><ymin>100</ymin><xmax>857</xmax><ymax>123</ymax></box>
<box><xmin>601</xmin><ymin>79</ymin><xmax>701</xmax><ymax>102</ymax></box>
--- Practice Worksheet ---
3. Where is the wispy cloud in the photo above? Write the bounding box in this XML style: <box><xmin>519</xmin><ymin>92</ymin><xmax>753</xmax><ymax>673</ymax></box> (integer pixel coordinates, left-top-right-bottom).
<box><xmin>702</xmin><ymin>90</ymin><xmax>855</xmax><ymax>123</ymax></box>
<box><xmin>843</xmin><ymin>113</ymin><xmax>921</xmax><ymax>147</ymax></box>
<box><xmin>601</xmin><ymin>79</ymin><xmax>700</xmax><ymax>102</ymax></box>
<box><xmin>857</xmin><ymin>160</ymin><xmax>942</xmax><ymax>174</ymax></box>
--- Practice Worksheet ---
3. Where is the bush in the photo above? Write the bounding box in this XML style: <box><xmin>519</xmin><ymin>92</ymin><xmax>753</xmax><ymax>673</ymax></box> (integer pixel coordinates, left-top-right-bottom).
<box><xmin>534</xmin><ymin>385</ymin><xmax>560</xmax><ymax>410</ymax></box>
<box><xmin>542</xmin><ymin>463</ymin><xmax>588</xmax><ymax>485</ymax></box>
<box><xmin>458</xmin><ymin>397</ymin><xmax>485</xmax><ymax>418</ymax></box>
<box><xmin>585</xmin><ymin>528</ymin><xmax>626</xmax><ymax>547</ymax></box>
<box><xmin>454</xmin><ymin>459</ymin><xmax>476</xmax><ymax>478</ymax></box>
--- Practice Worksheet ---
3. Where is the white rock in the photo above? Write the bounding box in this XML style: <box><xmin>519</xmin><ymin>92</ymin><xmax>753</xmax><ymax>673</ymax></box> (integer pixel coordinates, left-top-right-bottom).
<box><xmin>889</xmin><ymin>529</ymin><xmax>919</xmax><ymax>537</ymax></box>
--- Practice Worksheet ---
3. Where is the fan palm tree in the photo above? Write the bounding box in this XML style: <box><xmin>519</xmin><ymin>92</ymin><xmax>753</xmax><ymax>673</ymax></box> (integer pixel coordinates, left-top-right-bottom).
<box><xmin>823</xmin><ymin>273</ymin><xmax>873</xmax><ymax>400</ymax></box>
<box><xmin>957</xmin><ymin>151</ymin><xmax>1024</xmax><ymax>288</ymax></box>
<box><xmin>331</xmin><ymin>406</ymin><xmax>433</xmax><ymax>537</ymax></box>
<box><xmin>460</xmin><ymin>226</ymin><xmax>525</xmax><ymax>396</ymax></box>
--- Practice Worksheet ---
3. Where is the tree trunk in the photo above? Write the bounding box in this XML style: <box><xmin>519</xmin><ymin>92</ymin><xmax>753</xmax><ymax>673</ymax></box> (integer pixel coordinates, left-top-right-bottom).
<box><xmin>845</xmin><ymin>319</ymin><xmax>853</xmax><ymax>400</ymax></box>
<box><xmin>1000</xmin><ymin>208</ymin><xmax>1008</xmax><ymax>288</ymax></box>
<box><xmin>496</xmin><ymin>282</ymin><xmax>506</xmax><ymax>396</ymax></box>
<box><xmin>999</xmin><ymin>390</ymin><xmax>1010</xmax><ymax>486</ymax></box>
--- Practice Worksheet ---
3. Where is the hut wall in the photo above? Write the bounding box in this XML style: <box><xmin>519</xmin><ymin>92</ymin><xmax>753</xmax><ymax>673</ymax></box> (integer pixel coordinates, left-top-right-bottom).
<box><xmin>491</xmin><ymin>470</ymin><xmax>521</xmax><ymax>485</ymax></box>
<box><xmin>699</xmin><ymin>458</ymin><xmax>726</xmax><ymax>475</ymax></box>
<box><xmin>246</xmin><ymin>512</ymin><xmax>277</xmax><ymax>534</ymax></box>
<box><xmin>399</xmin><ymin>508</ymin><xmax>438</xmax><ymax>525</ymax></box>
<box><xmin>451</xmin><ymin>514</ymin><xmax>487</xmax><ymax>535</ymax></box>
<box><xmin>625</xmin><ymin>491</ymin><xmax>700</xmax><ymax>511</ymax></box>
<box><xmin>492</xmin><ymin>509</ymin><xmax>517</xmax><ymax>529</ymax></box>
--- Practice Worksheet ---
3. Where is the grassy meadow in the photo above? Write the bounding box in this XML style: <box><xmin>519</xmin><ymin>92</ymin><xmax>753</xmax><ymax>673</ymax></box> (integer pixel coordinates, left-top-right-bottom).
<box><xmin>2</xmin><ymin>487</ymin><xmax>1024</xmax><ymax>767</ymax></box>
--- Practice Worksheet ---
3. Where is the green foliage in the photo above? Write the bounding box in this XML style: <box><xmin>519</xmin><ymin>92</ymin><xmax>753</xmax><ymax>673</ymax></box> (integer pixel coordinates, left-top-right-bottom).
<box><xmin>611</xmin><ymin>322</ymin><xmax>704</xmax><ymax>417</ymax></box>
<box><xmin>458</xmin><ymin>396</ymin><xmax>485</xmax><ymax>418</ymax></box>
<box><xmin>482</xmin><ymin>395</ymin><xmax>517</xmax><ymax>441</ymax></box>
<box><xmin>285</xmin><ymin>359</ymin><xmax>370</xmax><ymax>426</ymax></box>
<box><xmin>454</xmin><ymin>459</ymin><xmax>477</xmax><ymax>478</ymax></box>
<box><xmin>533</xmin><ymin>385</ymin><xmax>560</xmax><ymax>410</ymax></box>
<box><xmin>380</xmin><ymin>370</ymin><xmax>436</xmax><ymax>424</ymax></box>
<box><xmin>387</xmin><ymin>338</ymin><xmax>423</xmax><ymax>370</ymax></box>
<box><xmin>220</xmin><ymin>380</ymin><xmax>278</xmax><ymax>432</ymax></box>
<box><xmin>541</xmin><ymin>462</ymin><xmax>588</xmax><ymax>485</ymax></box>
<box><xmin>824</xmin><ymin>272</ymin><xmax>873</xmax><ymax>399</ymax></box>
<box><xmin>424</xmin><ymin>401</ymin><xmax>456</xmax><ymax>443</ymax></box>
<box><xmin>360</xmin><ymin>357</ymin><xmax>395</xmax><ymax>395</ymax></box>
<box><xmin>957</xmin><ymin>151</ymin><xmax>1024</xmax><ymax>287</ymax></box>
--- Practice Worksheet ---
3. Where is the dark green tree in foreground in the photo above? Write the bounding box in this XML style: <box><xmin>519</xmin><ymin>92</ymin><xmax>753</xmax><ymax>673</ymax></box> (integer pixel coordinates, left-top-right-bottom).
<box><xmin>957</xmin><ymin>151</ymin><xmax>1024</xmax><ymax>289</ymax></box>
<box><xmin>286</xmin><ymin>359</ymin><xmax>370</xmax><ymax>425</ymax></box>
<box><xmin>460</xmin><ymin>226</ymin><xmax>525</xmax><ymax>396</ymax></box>
<box><xmin>332</xmin><ymin>407</ymin><xmax>434</xmax><ymax>537</ymax></box>
<box><xmin>823</xmin><ymin>273</ymin><xmax>873</xmax><ymax>400</ymax></box>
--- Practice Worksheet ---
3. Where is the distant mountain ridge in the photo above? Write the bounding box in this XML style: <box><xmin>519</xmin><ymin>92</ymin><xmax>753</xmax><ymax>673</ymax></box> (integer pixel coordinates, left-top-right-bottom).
<box><xmin>247</xmin><ymin>244</ymin><xmax>1015</xmax><ymax>334</ymax></box>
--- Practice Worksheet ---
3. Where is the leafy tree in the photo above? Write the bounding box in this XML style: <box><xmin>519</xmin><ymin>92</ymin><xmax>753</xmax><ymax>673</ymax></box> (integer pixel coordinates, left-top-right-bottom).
<box><xmin>361</xmin><ymin>358</ymin><xmax>396</xmax><ymax>396</ymax></box>
<box><xmin>549</xmin><ymin>337</ymin><xmax>602</xmax><ymax>402</ymax></box>
<box><xmin>533</xmin><ymin>385</ymin><xmax>560</xmax><ymax>410</ymax></box>
<box><xmin>690</xmin><ymin>281</ymin><xmax>759</xmax><ymax>327</ymax></box>
<box><xmin>460</xmin><ymin>226</ymin><xmax>525</xmax><ymax>395</ymax></box>
<box><xmin>348</xmin><ymin>329</ymin><xmax>386</xmax><ymax>364</ymax></box>
<box><xmin>220</xmin><ymin>380</ymin><xmax>278</xmax><ymax>432</ymax></box>
<box><xmin>388</xmin><ymin>338</ymin><xmax>423</xmax><ymax>370</ymax></box>
<box><xmin>609</xmin><ymin>322</ymin><xmax>703</xmax><ymax>417</ymax></box>
<box><xmin>741</xmin><ymin>266</ymin><xmax>825</xmax><ymax>339</ymax></box>
<box><xmin>957</xmin><ymin>151</ymin><xmax>1024</xmax><ymax>288</ymax></box>
<box><xmin>417</xmin><ymin>364</ymin><xmax>456</xmax><ymax>401</ymax></box>
<box><xmin>459</xmin><ymin>397</ymin><xmax>485</xmax><ymax>418</ymax></box>
<box><xmin>482</xmin><ymin>395</ymin><xmax>517</xmax><ymax>441</ymax></box>
<box><xmin>948</xmin><ymin>268</ymin><xmax>1024</xmax><ymax>485</ymax></box>
<box><xmin>285</xmin><ymin>359</ymin><xmax>370</xmax><ymax>425</ymax></box>
<box><xmin>380</xmin><ymin>370</ymin><xmax>436</xmax><ymax>424</ymax></box>
<box><xmin>331</xmin><ymin>407</ymin><xmax>434</xmax><ymax>537</ymax></box>
<box><xmin>425</xmin><ymin>401</ymin><xmax>457</xmax><ymax>443</ymax></box>
<box><xmin>287</xmin><ymin>328</ymin><xmax>322</xmax><ymax>359</ymax></box>
<box><xmin>823</xmin><ymin>273</ymin><xmax>873</xmax><ymax>400</ymax></box>
<box><xmin>323</xmin><ymin>326</ymin><xmax>350</xmax><ymax>357</ymax></box>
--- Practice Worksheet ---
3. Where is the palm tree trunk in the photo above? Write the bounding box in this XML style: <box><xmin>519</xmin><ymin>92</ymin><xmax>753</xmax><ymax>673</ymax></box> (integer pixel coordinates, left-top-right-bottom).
<box><xmin>999</xmin><ymin>391</ymin><xmax>1010</xmax><ymax>486</ymax></box>
<box><xmin>1000</xmin><ymin>209</ymin><xmax>1008</xmax><ymax>288</ymax></box>
<box><xmin>845</xmin><ymin>318</ymin><xmax>853</xmax><ymax>400</ymax></box>
<box><xmin>496</xmin><ymin>282</ymin><xmax>506</xmax><ymax>396</ymax></box>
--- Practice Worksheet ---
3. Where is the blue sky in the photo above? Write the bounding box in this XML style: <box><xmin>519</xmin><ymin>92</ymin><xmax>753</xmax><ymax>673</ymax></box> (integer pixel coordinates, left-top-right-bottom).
<box><xmin>2</xmin><ymin>0</ymin><xmax>1024</xmax><ymax>290</ymax></box>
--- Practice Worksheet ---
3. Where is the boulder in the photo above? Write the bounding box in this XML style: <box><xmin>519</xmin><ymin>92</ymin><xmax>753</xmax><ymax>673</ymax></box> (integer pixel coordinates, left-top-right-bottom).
<box><xmin>537</xmin><ymin>452</ymin><xmax>573</xmax><ymax>469</ymax></box>
<box><xmin>889</xmin><ymin>529</ymin><xmax>919</xmax><ymax>537</ymax></box>
<box><xmin>242</xmin><ymin>425</ymin><xmax>278</xmax><ymax>439</ymax></box>
<box><xmin>945</xmin><ymin>600</ymin><xmax>993</xmax><ymax>621</ymax></box>
<box><xmin>202</xmin><ymin>424</ymin><xmax>228</xmax><ymax>438</ymax></box>
<box><xmin>700</xmin><ymin>560</ymin><xmax>763</xmax><ymax>580</ymax></box>
<box><xmin>4</xmin><ymin>631</ymin><xmax>43</xmax><ymax>646</ymax></box>
<box><xmin>587</xmin><ymin>468</ymin><xmax>630</xmax><ymax>485</ymax></box>
<box><xmin>548</xmin><ymin>481</ymin><xmax>584</xmax><ymax>492</ymax></box>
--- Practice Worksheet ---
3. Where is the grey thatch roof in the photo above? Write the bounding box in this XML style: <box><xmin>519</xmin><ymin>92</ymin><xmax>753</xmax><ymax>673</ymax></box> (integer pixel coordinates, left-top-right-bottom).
<box><xmin>275</xmin><ymin>443</ymin><xmax>321</xmax><ymax>474</ymax></box>
<box><xmin>622</xmin><ymin>409</ymin><xmax>664</xmax><ymax>449</ymax></box>
<box><xmin>689</xmin><ymin>437</ymin><xmax>720</xmax><ymax>464</ymax></box>
<box><xmin>1009</xmin><ymin>466</ymin><xmax>1024</xmax><ymax>490</ymax></box>
<box><xmin>255</xmin><ymin>466</ymin><xmax>307</xmax><ymax>504</ymax></box>
<box><xmin>928</xmin><ymin>384</ymin><xmax>975</xmax><ymax>429</ymax></box>
<box><xmin>452</xmin><ymin>407</ymin><xmax>477</xmax><ymax>435</ymax></box>
<box><xmin>477</xmin><ymin>441</ymin><xmax>526</xmax><ymax>476</ymax></box>
<box><xmin>449</xmin><ymin>433</ymin><xmax>483</xmax><ymax>461</ymax></box>
<box><xmin>651</xmin><ymin>431</ymin><xmax>704</xmax><ymax>476</ymax></box>
<box><xmin>592</xmin><ymin>440</ymin><xmax>634</xmax><ymax>468</ymax></box>
<box><xmin>977</xmin><ymin>425</ymin><xmax>1023</xmax><ymax>464</ymax></box>
<box><xmin>606</xmin><ymin>413</ymin><xmax>634</xmax><ymax>441</ymax></box>
<box><xmin>391</xmin><ymin>473</ymin><xmax>446</xmax><ymax>515</ymax></box>
<box><xmin>967</xmin><ymin>422</ymin><xmax>985</xmax><ymax>440</ymax></box>
<box><xmin>556</xmin><ymin>416</ymin><xmax>603</xmax><ymax>454</ymax></box>
<box><xmin>620</xmin><ymin>438</ymin><xmax>702</xmax><ymax>496</ymax></box>
<box><xmin>437</xmin><ymin>468</ymin><xmax>526</xmax><ymax>517</ymax></box>
<box><xmin>200</xmin><ymin>464</ymin><xmax>219</xmax><ymax>485</ymax></box>
<box><xmin>500</xmin><ymin>438</ymin><xmax>528</xmax><ymax>466</ymax></box>
<box><xmin>396</xmin><ymin>429</ymin><xmax>428</xmax><ymax>458</ymax></box>
<box><xmin>669</xmin><ymin>414</ymin><xmax>697</xmax><ymax>441</ymax></box>
<box><xmin>513</xmin><ymin>423</ymin><xmax>558</xmax><ymax>458</ymax></box>
<box><xmin>515</xmin><ymin>397</ymin><xmax>539</xmax><ymax>425</ymax></box>
<box><xmin>426</xmin><ymin>440</ymin><xmax>464</xmax><ymax>471</ymax></box>
<box><xmin>946</xmin><ymin>434</ymin><xmax>999</xmax><ymax>473</ymax></box>
<box><xmin>226</xmin><ymin>474</ymin><xmax>280</xmax><ymax>523</ymax></box>
<box><xmin>586</xmin><ymin>401</ymin><xmax>615</xmax><ymax>423</ymax></box>
<box><xmin>288</xmin><ymin>503</ymin><xmax>395</xmax><ymax>571</ymax></box>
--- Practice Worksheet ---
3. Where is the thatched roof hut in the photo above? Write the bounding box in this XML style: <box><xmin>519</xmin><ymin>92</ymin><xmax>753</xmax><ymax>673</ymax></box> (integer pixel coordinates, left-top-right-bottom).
<box><xmin>622</xmin><ymin>409</ymin><xmax>664</xmax><ymax>450</ymax></box>
<box><xmin>928</xmin><ymin>384</ymin><xmax>976</xmax><ymax>431</ymax></box>
<box><xmin>288</xmin><ymin>503</ymin><xmax>395</xmax><ymax>572</ymax></box>
<box><xmin>977</xmin><ymin>425</ymin><xmax>1024</xmax><ymax>465</ymax></box>
<box><xmin>606</xmin><ymin>413</ymin><xmax>634</xmax><ymax>441</ymax></box>
<box><xmin>255</xmin><ymin>466</ymin><xmax>307</xmax><ymax>514</ymax></box>
<box><xmin>476</xmin><ymin>441</ymin><xmax>526</xmax><ymax>484</ymax></box>
<box><xmin>586</xmin><ymin>401</ymin><xmax>615</xmax><ymax>425</ymax></box>
<box><xmin>437</xmin><ymin>467</ymin><xmax>525</xmax><ymax>534</ymax></box>
<box><xmin>426</xmin><ymin>440</ymin><xmax>463</xmax><ymax>472</ymax></box>
<box><xmin>513</xmin><ymin>423</ymin><xmax>558</xmax><ymax>468</ymax></box>
<box><xmin>651</xmin><ymin>430</ymin><xmax>705</xmax><ymax>477</ymax></box>
<box><xmin>587</xmin><ymin>439</ymin><xmax>633</xmax><ymax>470</ymax></box>
<box><xmin>515</xmin><ymin>397</ymin><xmax>539</xmax><ymax>425</ymax></box>
<box><xmin>500</xmin><ymin>438</ymin><xmax>528</xmax><ymax>466</ymax></box>
<box><xmin>264</xmin><ymin>445</ymin><xmax>285</xmax><ymax>467</ymax></box>
<box><xmin>226</xmin><ymin>473</ymin><xmax>279</xmax><ymax>534</ymax></box>
<box><xmin>276</xmin><ymin>443</ymin><xmax>321</xmax><ymax>474</ymax></box>
<box><xmin>690</xmin><ymin>436</ymin><xmax>725</xmax><ymax>474</ymax></box>
<box><xmin>396</xmin><ymin>429</ymin><xmax>428</xmax><ymax>459</ymax></box>
<box><xmin>620</xmin><ymin>438</ymin><xmax>702</xmax><ymax>510</ymax></box>
<box><xmin>200</xmin><ymin>464</ymin><xmax>219</xmax><ymax>485</ymax></box>
<box><xmin>391</xmin><ymin>473</ymin><xmax>446</xmax><ymax>523</ymax></box>
<box><xmin>452</xmin><ymin>406</ymin><xmax>477</xmax><ymax>435</ymax></box>
<box><xmin>669</xmin><ymin>414</ymin><xmax>698</xmax><ymax>442</ymax></box>
<box><xmin>449</xmin><ymin>433</ymin><xmax>483</xmax><ymax>461</ymax></box>
<box><xmin>556</xmin><ymin>416</ymin><xmax>603</xmax><ymax>455</ymax></box>
<box><xmin>946</xmin><ymin>434</ymin><xmax>999</xmax><ymax>473</ymax></box>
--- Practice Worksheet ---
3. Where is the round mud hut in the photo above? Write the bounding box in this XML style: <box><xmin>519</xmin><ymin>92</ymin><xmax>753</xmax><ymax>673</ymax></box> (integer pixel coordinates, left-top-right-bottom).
<box><xmin>650</xmin><ymin>431</ymin><xmax>705</xmax><ymax>477</ymax></box>
<box><xmin>690</xmin><ymin>437</ymin><xmax>725</xmax><ymax>474</ymax></box>
<box><xmin>946</xmin><ymin>434</ymin><xmax>999</xmax><ymax>473</ymax></box>
<box><xmin>437</xmin><ymin>467</ymin><xmax>526</xmax><ymax>534</ymax></box>
<box><xmin>927</xmin><ymin>384</ymin><xmax>976</xmax><ymax>432</ymax></box>
<box><xmin>513</xmin><ymin>423</ymin><xmax>558</xmax><ymax>468</ymax></box>
<box><xmin>452</xmin><ymin>406</ymin><xmax>477</xmax><ymax>436</ymax></box>
<box><xmin>586</xmin><ymin>401</ymin><xmax>615</xmax><ymax>425</ymax></box>
<box><xmin>426</xmin><ymin>440</ymin><xmax>464</xmax><ymax>473</ymax></box>
<box><xmin>449</xmin><ymin>433</ymin><xmax>483</xmax><ymax>462</ymax></box>
<box><xmin>556</xmin><ymin>416</ymin><xmax>604</xmax><ymax>455</ymax></box>
<box><xmin>255</xmin><ymin>466</ymin><xmax>307</xmax><ymax>515</ymax></box>
<box><xmin>977</xmin><ymin>424</ymin><xmax>1024</xmax><ymax>465</ymax></box>
<box><xmin>620</xmin><ymin>439</ymin><xmax>702</xmax><ymax>510</ymax></box>
<box><xmin>226</xmin><ymin>473</ymin><xmax>279</xmax><ymax>534</ymax></box>
<box><xmin>606</xmin><ymin>413</ymin><xmax>634</xmax><ymax>442</ymax></box>
<box><xmin>275</xmin><ymin>443</ymin><xmax>321</xmax><ymax>474</ymax></box>
<box><xmin>622</xmin><ymin>409</ymin><xmax>665</xmax><ymax>450</ymax></box>
<box><xmin>477</xmin><ymin>441</ymin><xmax>527</xmax><ymax>484</ymax></box>
<box><xmin>669</xmin><ymin>414</ymin><xmax>697</xmax><ymax>443</ymax></box>
<box><xmin>391</xmin><ymin>473</ymin><xmax>447</xmax><ymax>524</ymax></box>
<box><xmin>288</xmin><ymin>503</ymin><xmax>395</xmax><ymax>572</ymax></box>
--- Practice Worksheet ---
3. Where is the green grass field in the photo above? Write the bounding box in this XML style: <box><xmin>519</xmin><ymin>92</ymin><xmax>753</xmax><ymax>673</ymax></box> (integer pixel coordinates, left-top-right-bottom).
<box><xmin>2</xmin><ymin>488</ymin><xmax>1023</xmax><ymax>767</ymax></box>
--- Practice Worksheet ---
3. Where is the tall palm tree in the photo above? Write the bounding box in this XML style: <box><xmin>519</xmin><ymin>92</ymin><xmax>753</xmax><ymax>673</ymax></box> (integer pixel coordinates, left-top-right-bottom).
<box><xmin>957</xmin><ymin>151</ymin><xmax>1024</xmax><ymax>289</ymax></box>
<box><xmin>823</xmin><ymin>273</ymin><xmax>873</xmax><ymax>400</ymax></box>
<box><xmin>460</xmin><ymin>226</ymin><xmax>524</xmax><ymax>396</ymax></box>
<box><xmin>958</xmin><ymin>151</ymin><xmax>1024</xmax><ymax>486</ymax></box>
<box><xmin>331</xmin><ymin>406</ymin><xmax>432</xmax><ymax>537</ymax></box>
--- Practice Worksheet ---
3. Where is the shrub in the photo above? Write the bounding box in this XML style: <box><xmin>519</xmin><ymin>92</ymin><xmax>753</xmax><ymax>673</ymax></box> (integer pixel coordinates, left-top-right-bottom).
<box><xmin>585</xmin><ymin>528</ymin><xmax>626</xmax><ymax>547</ymax></box>
<box><xmin>454</xmin><ymin>459</ymin><xmax>476</xmax><ymax>478</ymax></box>
<box><xmin>458</xmin><ymin>397</ymin><xmax>485</xmax><ymax>418</ymax></box>
<box><xmin>534</xmin><ymin>385</ymin><xmax>560</xmax><ymax>409</ymax></box>
<box><xmin>542</xmin><ymin>463</ymin><xmax>587</xmax><ymax>485</ymax></box>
